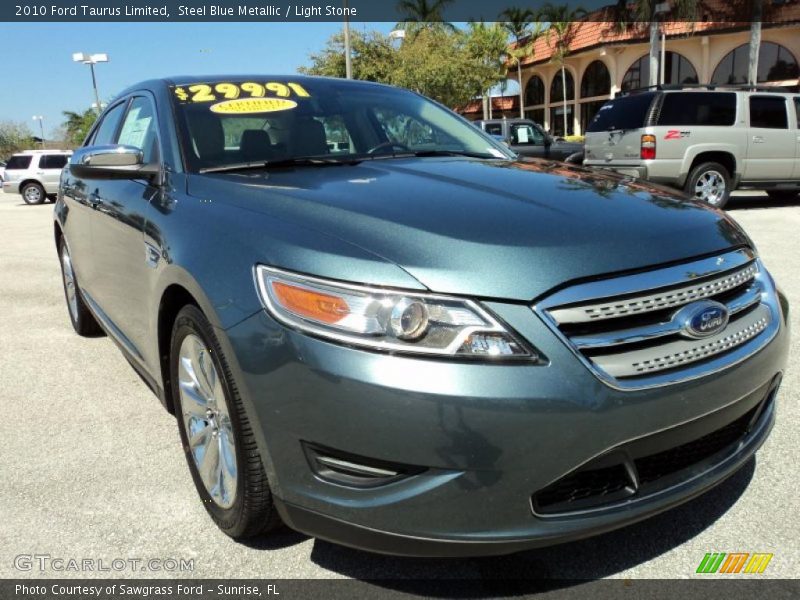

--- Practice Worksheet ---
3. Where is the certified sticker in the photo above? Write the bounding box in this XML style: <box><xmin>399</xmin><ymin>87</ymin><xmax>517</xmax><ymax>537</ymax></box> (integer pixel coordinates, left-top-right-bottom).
<box><xmin>210</xmin><ymin>98</ymin><xmax>298</xmax><ymax>114</ymax></box>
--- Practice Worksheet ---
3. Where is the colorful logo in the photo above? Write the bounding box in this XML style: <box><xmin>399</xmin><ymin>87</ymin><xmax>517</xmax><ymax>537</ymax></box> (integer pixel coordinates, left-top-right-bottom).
<box><xmin>696</xmin><ymin>552</ymin><xmax>773</xmax><ymax>574</ymax></box>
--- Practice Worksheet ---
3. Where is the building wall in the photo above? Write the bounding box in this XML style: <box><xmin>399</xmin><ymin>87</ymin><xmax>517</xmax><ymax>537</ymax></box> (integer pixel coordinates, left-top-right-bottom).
<box><xmin>520</xmin><ymin>26</ymin><xmax>800</xmax><ymax>136</ymax></box>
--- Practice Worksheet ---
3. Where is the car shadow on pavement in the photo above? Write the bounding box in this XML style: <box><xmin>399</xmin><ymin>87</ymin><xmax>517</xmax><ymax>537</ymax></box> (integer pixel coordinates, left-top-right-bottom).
<box><xmin>306</xmin><ymin>458</ymin><xmax>756</xmax><ymax>592</ymax></box>
<box><xmin>727</xmin><ymin>195</ymin><xmax>800</xmax><ymax>211</ymax></box>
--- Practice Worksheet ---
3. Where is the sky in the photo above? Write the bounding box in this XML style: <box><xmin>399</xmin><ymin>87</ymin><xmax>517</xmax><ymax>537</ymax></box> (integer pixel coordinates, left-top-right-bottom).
<box><xmin>0</xmin><ymin>22</ymin><xmax>410</xmax><ymax>138</ymax></box>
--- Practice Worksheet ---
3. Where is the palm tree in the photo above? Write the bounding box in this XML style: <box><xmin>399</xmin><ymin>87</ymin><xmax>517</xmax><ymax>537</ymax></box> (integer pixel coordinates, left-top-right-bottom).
<box><xmin>748</xmin><ymin>0</ymin><xmax>763</xmax><ymax>86</ymax></box>
<box><xmin>463</xmin><ymin>21</ymin><xmax>509</xmax><ymax>120</ymax></box>
<box><xmin>501</xmin><ymin>8</ymin><xmax>544</xmax><ymax>119</ymax></box>
<box><xmin>626</xmin><ymin>0</ymin><xmax>696</xmax><ymax>86</ymax></box>
<box><xmin>396</xmin><ymin>0</ymin><xmax>455</xmax><ymax>37</ymax></box>
<box><xmin>540</xmin><ymin>3</ymin><xmax>586</xmax><ymax>136</ymax></box>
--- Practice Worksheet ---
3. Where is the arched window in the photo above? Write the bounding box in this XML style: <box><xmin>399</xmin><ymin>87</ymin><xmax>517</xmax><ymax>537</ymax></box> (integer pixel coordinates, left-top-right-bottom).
<box><xmin>524</xmin><ymin>75</ymin><xmax>545</xmax><ymax>106</ymax></box>
<box><xmin>580</xmin><ymin>60</ymin><xmax>611</xmax><ymax>98</ymax></box>
<box><xmin>711</xmin><ymin>42</ymin><xmax>799</xmax><ymax>85</ymax></box>
<box><xmin>621</xmin><ymin>52</ymin><xmax>698</xmax><ymax>92</ymax></box>
<box><xmin>550</xmin><ymin>70</ymin><xmax>575</xmax><ymax>102</ymax></box>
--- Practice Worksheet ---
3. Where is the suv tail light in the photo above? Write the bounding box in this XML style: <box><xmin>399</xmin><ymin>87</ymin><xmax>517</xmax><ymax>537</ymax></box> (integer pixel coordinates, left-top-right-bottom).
<box><xmin>640</xmin><ymin>134</ymin><xmax>656</xmax><ymax>160</ymax></box>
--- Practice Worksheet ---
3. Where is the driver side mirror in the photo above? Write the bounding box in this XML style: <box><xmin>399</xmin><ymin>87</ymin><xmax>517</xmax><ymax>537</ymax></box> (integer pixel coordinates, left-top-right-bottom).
<box><xmin>70</xmin><ymin>145</ymin><xmax>161</xmax><ymax>181</ymax></box>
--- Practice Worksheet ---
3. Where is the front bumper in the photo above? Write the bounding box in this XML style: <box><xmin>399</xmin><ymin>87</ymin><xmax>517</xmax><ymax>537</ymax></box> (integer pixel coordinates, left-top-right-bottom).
<box><xmin>218</xmin><ymin>293</ymin><xmax>789</xmax><ymax>557</ymax></box>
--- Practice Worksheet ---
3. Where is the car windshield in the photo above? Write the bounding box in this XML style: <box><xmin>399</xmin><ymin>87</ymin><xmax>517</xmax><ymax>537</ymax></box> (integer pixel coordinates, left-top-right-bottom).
<box><xmin>171</xmin><ymin>78</ymin><xmax>514</xmax><ymax>172</ymax></box>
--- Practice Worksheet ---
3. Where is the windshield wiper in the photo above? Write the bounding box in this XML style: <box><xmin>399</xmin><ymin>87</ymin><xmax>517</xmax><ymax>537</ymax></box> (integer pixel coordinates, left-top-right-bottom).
<box><xmin>199</xmin><ymin>156</ymin><xmax>362</xmax><ymax>174</ymax></box>
<box><xmin>405</xmin><ymin>150</ymin><xmax>502</xmax><ymax>159</ymax></box>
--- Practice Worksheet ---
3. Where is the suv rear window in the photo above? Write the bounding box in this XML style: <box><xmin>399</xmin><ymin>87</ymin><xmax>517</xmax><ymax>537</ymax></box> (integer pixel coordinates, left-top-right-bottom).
<box><xmin>39</xmin><ymin>155</ymin><xmax>68</xmax><ymax>169</ymax></box>
<box><xmin>749</xmin><ymin>96</ymin><xmax>788</xmax><ymax>129</ymax></box>
<box><xmin>657</xmin><ymin>92</ymin><xmax>736</xmax><ymax>126</ymax></box>
<box><xmin>5</xmin><ymin>155</ymin><xmax>32</xmax><ymax>170</ymax></box>
<box><xmin>586</xmin><ymin>93</ymin><xmax>656</xmax><ymax>132</ymax></box>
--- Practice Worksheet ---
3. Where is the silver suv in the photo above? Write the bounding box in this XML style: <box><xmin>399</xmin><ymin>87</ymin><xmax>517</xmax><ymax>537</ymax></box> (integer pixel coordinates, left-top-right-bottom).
<box><xmin>584</xmin><ymin>86</ymin><xmax>800</xmax><ymax>208</ymax></box>
<box><xmin>2</xmin><ymin>150</ymin><xmax>72</xmax><ymax>204</ymax></box>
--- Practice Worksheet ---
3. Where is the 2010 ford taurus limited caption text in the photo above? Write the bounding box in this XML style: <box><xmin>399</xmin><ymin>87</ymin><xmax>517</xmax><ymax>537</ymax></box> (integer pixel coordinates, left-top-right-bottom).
<box><xmin>54</xmin><ymin>75</ymin><xmax>790</xmax><ymax>557</ymax></box>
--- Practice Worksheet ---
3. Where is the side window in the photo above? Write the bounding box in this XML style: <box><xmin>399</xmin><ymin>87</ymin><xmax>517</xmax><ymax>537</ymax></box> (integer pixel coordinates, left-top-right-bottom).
<box><xmin>90</xmin><ymin>102</ymin><xmax>127</xmax><ymax>146</ymax></box>
<box><xmin>658</xmin><ymin>93</ymin><xmax>736</xmax><ymax>126</ymax></box>
<box><xmin>40</xmin><ymin>155</ymin><xmax>68</xmax><ymax>169</ymax></box>
<box><xmin>117</xmin><ymin>97</ymin><xmax>160</xmax><ymax>163</ymax></box>
<box><xmin>484</xmin><ymin>123</ymin><xmax>503</xmax><ymax>136</ymax></box>
<box><xmin>372</xmin><ymin>109</ymin><xmax>442</xmax><ymax>149</ymax></box>
<box><xmin>795</xmin><ymin>97</ymin><xmax>800</xmax><ymax>128</ymax></box>
<box><xmin>510</xmin><ymin>124</ymin><xmax>544</xmax><ymax>146</ymax></box>
<box><xmin>749</xmin><ymin>96</ymin><xmax>788</xmax><ymax>129</ymax></box>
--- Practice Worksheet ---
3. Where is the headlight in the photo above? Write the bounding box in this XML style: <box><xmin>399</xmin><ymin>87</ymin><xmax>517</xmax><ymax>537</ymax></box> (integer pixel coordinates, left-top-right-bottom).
<box><xmin>255</xmin><ymin>265</ymin><xmax>540</xmax><ymax>360</ymax></box>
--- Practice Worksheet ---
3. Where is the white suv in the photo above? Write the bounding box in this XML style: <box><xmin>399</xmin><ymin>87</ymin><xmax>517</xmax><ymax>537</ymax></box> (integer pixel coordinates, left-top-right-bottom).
<box><xmin>2</xmin><ymin>150</ymin><xmax>72</xmax><ymax>204</ymax></box>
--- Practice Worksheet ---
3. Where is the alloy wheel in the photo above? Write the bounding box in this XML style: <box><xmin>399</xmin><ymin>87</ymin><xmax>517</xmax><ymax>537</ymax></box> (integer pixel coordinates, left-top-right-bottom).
<box><xmin>60</xmin><ymin>246</ymin><xmax>78</xmax><ymax>322</ymax></box>
<box><xmin>178</xmin><ymin>334</ymin><xmax>238</xmax><ymax>509</ymax></box>
<box><xmin>23</xmin><ymin>185</ymin><xmax>42</xmax><ymax>204</ymax></box>
<box><xmin>694</xmin><ymin>170</ymin><xmax>726</xmax><ymax>206</ymax></box>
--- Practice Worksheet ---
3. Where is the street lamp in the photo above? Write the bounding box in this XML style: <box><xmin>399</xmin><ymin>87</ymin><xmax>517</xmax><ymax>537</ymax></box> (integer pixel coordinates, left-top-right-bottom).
<box><xmin>72</xmin><ymin>52</ymin><xmax>109</xmax><ymax>114</ymax></box>
<box><xmin>32</xmin><ymin>116</ymin><xmax>45</xmax><ymax>149</ymax></box>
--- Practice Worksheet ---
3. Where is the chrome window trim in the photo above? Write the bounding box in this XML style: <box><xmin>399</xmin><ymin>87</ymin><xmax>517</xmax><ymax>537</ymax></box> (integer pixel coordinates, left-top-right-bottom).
<box><xmin>533</xmin><ymin>249</ymin><xmax>781</xmax><ymax>391</ymax></box>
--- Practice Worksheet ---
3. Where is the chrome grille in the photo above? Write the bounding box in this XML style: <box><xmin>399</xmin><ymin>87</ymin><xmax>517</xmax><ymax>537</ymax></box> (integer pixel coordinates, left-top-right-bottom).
<box><xmin>535</xmin><ymin>249</ymin><xmax>780</xmax><ymax>389</ymax></box>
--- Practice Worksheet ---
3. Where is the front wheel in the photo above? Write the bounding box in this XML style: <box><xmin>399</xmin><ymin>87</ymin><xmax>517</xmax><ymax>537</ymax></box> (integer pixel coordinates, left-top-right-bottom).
<box><xmin>685</xmin><ymin>162</ymin><xmax>731</xmax><ymax>209</ymax></box>
<box><xmin>170</xmin><ymin>305</ymin><xmax>282</xmax><ymax>539</ymax></box>
<box><xmin>21</xmin><ymin>182</ymin><xmax>45</xmax><ymax>205</ymax></box>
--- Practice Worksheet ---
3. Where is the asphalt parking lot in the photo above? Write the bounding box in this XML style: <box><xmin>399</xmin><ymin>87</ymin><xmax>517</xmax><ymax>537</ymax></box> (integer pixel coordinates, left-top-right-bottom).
<box><xmin>1</xmin><ymin>189</ymin><xmax>798</xmax><ymax>582</ymax></box>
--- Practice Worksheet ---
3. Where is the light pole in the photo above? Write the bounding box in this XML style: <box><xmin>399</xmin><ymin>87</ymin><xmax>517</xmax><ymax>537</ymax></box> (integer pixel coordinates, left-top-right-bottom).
<box><xmin>342</xmin><ymin>0</ymin><xmax>352</xmax><ymax>79</ymax></box>
<box><xmin>72</xmin><ymin>52</ymin><xmax>109</xmax><ymax>114</ymax></box>
<box><xmin>32</xmin><ymin>116</ymin><xmax>45</xmax><ymax>148</ymax></box>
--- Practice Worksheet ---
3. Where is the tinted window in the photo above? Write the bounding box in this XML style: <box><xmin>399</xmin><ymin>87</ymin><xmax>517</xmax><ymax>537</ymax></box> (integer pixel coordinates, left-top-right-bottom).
<box><xmin>525</xmin><ymin>75</ymin><xmax>545</xmax><ymax>106</ymax></box>
<box><xmin>118</xmin><ymin>97</ymin><xmax>159</xmax><ymax>162</ymax></box>
<box><xmin>586</xmin><ymin>93</ymin><xmax>655</xmax><ymax>132</ymax></box>
<box><xmin>658</xmin><ymin>93</ymin><xmax>736</xmax><ymax>126</ymax></box>
<box><xmin>795</xmin><ymin>97</ymin><xmax>800</xmax><ymax>127</ymax></box>
<box><xmin>749</xmin><ymin>96</ymin><xmax>788</xmax><ymax>129</ymax></box>
<box><xmin>484</xmin><ymin>123</ymin><xmax>503</xmax><ymax>135</ymax></box>
<box><xmin>621</xmin><ymin>52</ymin><xmax>698</xmax><ymax>92</ymax></box>
<box><xmin>580</xmin><ymin>60</ymin><xmax>611</xmax><ymax>98</ymax></box>
<box><xmin>5</xmin><ymin>155</ymin><xmax>32</xmax><ymax>170</ymax></box>
<box><xmin>39</xmin><ymin>155</ymin><xmax>68</xmax><ymax>169</ymax></box>
<box><xmin>712</xmin><ymin>42</ymin><xmax>799</xmax><ymax>85</ymax></box>
<box><xmin>91</xmin><ymin>102</ymin><xmax>127</xmax><ymax>146</ymax></box>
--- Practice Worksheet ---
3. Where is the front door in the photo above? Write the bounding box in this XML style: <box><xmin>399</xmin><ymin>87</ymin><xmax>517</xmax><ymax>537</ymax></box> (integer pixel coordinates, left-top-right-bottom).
<box><xmin>509</xmin><ymin>122</ymin><xmax>548</xmax><ymax>158</ymax></box>
<box><xmin>744</xmin><ymin>95</ymin><xmax>796</xmax><ymax>181</ymax></box>
<box><xmin>88</xmin><ymin>95</ymin><xmax>161</xmax><ymax>362</ymax></box>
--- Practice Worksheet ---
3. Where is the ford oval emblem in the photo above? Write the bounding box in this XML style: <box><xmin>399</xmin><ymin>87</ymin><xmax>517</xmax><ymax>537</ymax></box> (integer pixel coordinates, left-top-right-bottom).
<box><xmin>675</xmin><ymin>300</ymin><xmax>729</xmax><ymax>339</ymax></box>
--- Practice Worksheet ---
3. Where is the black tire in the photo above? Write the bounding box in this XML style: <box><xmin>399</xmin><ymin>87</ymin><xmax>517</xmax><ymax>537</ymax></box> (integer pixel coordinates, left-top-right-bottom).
<box><xmin>684</xmin><ymin>162</ymin><xmax>731</xmax><ymax>209</ymax></box>
<box><xmin>58</xmin><ymin>238</ymin><xmax>104</xmax><ymax>337</ymax></box>
<box><xmin>170</xmin><ymin>304</ymin><xmax>281</xmax><ymax>539</ymax></box>
<box><xmin>766</xmin><ymin>190</ymin><xmax>799</xmax><ymax>201</ymax></box>
<box><xmin>21</xmin><ymin>182</ymin><xmax>46</xmax><ymax>205</ymax></box>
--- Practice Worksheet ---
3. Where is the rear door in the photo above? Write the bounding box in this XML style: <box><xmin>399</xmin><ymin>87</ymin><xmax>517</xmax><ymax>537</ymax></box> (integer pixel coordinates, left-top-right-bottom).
<box><xmin>583</xmin><ymin>93</ymin><xmax>657</xmax><ymax>167</ymax></box>
<box><xmin>38</xmin><ymin>154</ymin><xmax>69</xmax><ymax>193</ymax></box>
<box><xmin>62</xmin><ymin>99</ymin><xmax>128</xmax><ymax>296</ymax></box>
<box><xmin>744</xmin><ymin>95</ymin><xmax>795</xmax><ymax>180</ymax></box>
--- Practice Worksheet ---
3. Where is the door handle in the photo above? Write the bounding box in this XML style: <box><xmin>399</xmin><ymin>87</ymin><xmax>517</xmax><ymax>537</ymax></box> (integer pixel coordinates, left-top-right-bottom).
<box><xmin>752</xmin><ymin>136</ymin><xmax>765</xmax><ymax>143</ymax></box>
<box><xmin>36</xmin><ymin>171</ymin><xmax>45</xmax><ymax>175</ymax></box>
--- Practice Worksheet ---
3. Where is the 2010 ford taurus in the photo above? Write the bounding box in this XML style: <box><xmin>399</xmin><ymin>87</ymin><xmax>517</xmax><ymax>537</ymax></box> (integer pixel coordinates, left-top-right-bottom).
<box><xmin>55</xmin><ymin>76</ymin><xmax>789</xmax><ymax>556</ymax></box>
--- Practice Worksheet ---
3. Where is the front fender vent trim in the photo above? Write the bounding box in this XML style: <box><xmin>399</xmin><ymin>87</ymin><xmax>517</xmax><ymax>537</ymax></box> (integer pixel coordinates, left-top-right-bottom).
<box><xmin>534</xmin><ymin>249</ymin><xmax>781</xmax><ymax>390</ymax></box>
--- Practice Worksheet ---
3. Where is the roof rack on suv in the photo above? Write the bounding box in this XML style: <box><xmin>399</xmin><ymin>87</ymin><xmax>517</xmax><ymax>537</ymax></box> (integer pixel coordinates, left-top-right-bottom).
<box><xmin>615</xmin><ymin>83</ymin><xmax>790</xmax><ymax>97</ymax></box>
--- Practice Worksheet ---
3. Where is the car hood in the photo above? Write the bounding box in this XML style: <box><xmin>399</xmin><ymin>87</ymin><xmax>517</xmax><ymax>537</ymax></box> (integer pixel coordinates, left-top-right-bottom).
<box><xmin>188</xmin><ymin>157</ymin><xmax>749</xmax><ymax>301</ymax></box>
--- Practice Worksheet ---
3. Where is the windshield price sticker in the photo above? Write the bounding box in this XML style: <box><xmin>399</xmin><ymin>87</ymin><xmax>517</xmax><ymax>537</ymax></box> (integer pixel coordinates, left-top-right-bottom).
<box><xmin>173</xmin><ymin>81</ymin><xmax>311</xmax><ymax>104</ymax></box>
<box><xmin>210</xmin><ymin>98</ymin><xmax>298</xmax><ymax>114</ymax></box>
